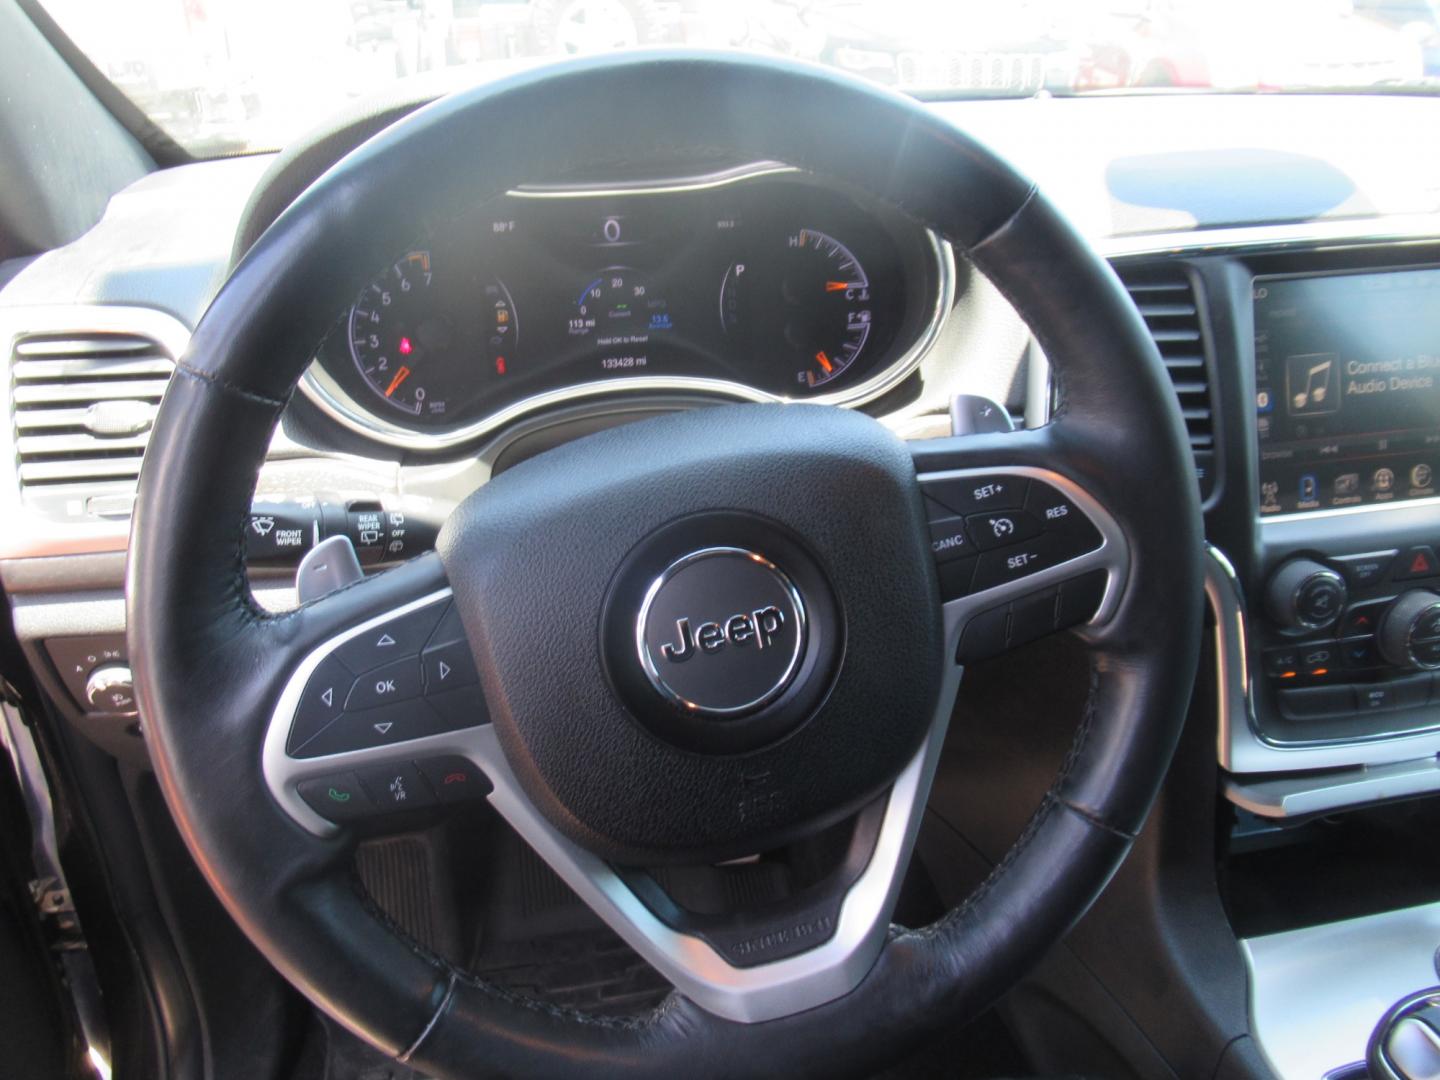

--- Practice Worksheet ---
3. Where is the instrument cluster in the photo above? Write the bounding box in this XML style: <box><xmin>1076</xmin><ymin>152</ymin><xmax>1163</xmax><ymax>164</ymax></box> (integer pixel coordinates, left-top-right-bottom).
<box><xmin>305</xmin><ymin>166</ymin><xmax>952</xmax><ymax>448</ymax></box>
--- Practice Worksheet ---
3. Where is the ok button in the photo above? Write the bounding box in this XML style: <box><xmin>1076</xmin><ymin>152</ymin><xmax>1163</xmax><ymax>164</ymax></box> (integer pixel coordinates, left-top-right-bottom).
<box><xmin>345</xmin><ymin>656</ymin><xmax>423</xmax><ymax>711</ymax></box>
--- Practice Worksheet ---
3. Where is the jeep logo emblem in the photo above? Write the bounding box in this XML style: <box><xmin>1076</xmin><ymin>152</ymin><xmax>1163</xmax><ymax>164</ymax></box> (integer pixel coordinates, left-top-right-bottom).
<box><xmin>636</xmin><ymin>548</ymin><xmax>806</xmax><ymax>717</ymax></box>
<box><xmin>659</xmin><ymin>606</ymin><xmax>786</xmax><ymax>663</ymax></box>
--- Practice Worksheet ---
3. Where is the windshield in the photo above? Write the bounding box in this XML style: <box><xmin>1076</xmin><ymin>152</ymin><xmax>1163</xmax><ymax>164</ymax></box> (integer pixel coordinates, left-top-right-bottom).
<box><xmin>36</xmin><ymin>0</ymin><xmax>1440</xmax><ymax>157</ymax></box>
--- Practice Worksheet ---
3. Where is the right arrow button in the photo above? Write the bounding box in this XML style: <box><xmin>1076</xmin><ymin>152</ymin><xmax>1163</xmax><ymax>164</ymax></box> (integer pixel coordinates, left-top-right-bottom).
<box><xmin>422</xmin><ymin>638</ymin><xmax>478</xmax><ymax>694</ymax></box>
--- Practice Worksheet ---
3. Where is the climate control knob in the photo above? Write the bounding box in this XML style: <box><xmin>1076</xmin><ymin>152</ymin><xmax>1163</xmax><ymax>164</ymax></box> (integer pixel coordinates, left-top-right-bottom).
<box><xmin>1265</xmin><ymin>558</ymin><xmax>1347</xmax><ymax>632</ymax></box>
<box><xmin>1378</xmin><ymin>591</ymin><xmax>1440</xmax><ymax>671</ymax></box>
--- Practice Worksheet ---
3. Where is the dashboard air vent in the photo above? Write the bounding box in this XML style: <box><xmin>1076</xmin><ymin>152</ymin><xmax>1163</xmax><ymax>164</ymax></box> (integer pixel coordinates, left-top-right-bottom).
<box><xmin>9</xmin><ymin>331</ymin><xmax>174</xmax><ymax>511</ymax></box>
<box><xmin>1115</xmin><ymin>265</ymin><xmax>1216</xmax><ymax>499</ymax></box>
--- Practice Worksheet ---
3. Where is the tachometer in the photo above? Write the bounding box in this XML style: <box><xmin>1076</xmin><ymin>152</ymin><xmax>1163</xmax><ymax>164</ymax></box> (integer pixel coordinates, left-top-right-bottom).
<box><xmin>720</xmin><ymin>229</ymin><xmax>873</xmax><ymax>391</ymax></box>
<box><xmin>349</xmin><ymin>251</ymin><xmax>517</xmax><ymax>419</ymax></box>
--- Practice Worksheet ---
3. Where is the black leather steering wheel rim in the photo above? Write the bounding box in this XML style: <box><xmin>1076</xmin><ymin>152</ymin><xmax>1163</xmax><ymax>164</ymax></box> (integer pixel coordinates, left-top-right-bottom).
<box><xmin>127</xmin><ymin>52</ymin><xmax>1203</xmax><ymax>1079</ymax></box>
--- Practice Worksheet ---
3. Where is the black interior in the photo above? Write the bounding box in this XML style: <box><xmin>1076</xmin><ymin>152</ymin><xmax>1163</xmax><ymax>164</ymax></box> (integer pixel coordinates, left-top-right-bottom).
<box><xmin>3</xmin><ymin>4</ymin><xmax>1440</xmax><ymax>1079</ymax></box>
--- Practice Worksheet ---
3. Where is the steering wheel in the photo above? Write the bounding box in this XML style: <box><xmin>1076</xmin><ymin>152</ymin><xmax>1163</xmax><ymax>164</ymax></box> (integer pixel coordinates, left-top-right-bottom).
<box><xmin>128</xmin><ymin>53</ymin><xmax>1202</xmax><ymax>1078</ymax></box>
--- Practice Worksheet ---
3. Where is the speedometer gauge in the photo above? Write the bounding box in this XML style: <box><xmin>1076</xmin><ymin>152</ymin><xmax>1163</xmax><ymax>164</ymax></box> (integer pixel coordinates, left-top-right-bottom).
<box><xmin>720</xmin><ymin>229</ymin><xmax>873</xmax><ymax>391</ymax></box>
<box><xmin>349</xmin><ymin>251</ymin><xmax>517</xmax><ymax>419</ymax></box>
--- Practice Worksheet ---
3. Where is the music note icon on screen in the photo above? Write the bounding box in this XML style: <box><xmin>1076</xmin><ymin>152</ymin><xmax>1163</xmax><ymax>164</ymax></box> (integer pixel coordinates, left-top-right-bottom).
<box><xmin>1286</xmin><ymin>353</ymin><xmax>1340</xmax><ymax>417</ymax></box>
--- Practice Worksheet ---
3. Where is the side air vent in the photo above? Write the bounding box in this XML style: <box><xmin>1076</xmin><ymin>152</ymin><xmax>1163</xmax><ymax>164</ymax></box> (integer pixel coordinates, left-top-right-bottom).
<box><xmin>9</xmin><ymin>331</ymin><xmax>174</xmax><ymax>514</ymax></box>
<box><xmin>1115</xmin><ymin>265</ymin><xmax>1217</xmax><ymax>500</ymax></box>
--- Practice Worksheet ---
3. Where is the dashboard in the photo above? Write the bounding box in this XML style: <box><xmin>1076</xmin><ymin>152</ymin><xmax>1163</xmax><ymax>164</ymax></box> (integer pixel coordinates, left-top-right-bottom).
<box><xmin>302</xmin><ymin>167</ymin><xmax>950</xmax><ymax>447</ymax></box>
<box><xmin>6</xmin><ymin>86</ymin><xmax>1440</xmax><ymax>1080</ymax></box>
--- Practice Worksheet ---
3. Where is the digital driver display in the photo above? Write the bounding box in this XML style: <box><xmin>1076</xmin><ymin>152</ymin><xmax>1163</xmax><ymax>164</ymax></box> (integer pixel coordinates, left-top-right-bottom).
<box><xmin>1254</xmin><ymin>266</ymin><xmax>1440</xmax><ymax>516</ymax></box>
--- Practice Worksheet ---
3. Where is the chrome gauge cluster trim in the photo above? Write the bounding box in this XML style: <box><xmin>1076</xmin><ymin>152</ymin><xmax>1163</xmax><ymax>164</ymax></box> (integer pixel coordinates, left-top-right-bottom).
<box><xmin>919</xmin><ymin>465</ymin><xmax>1131</xmax><ymax>634</ymax></box>
<box><xmin>262</xmin><ymin>587</ymin><xmax>958</xmax><ymax>1024</ymax></box>
<box><xmin>296</xmin><ymin>163</ymin><xmax>957</xmax><ymax>452</ymax></box>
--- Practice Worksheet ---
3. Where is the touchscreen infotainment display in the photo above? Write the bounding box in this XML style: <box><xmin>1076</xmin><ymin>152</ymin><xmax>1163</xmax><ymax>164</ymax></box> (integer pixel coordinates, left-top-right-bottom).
<box><xmin>1254</xmin><ymin>266</ymin><xmax>1440</xmax><ymax>515</ymax></box>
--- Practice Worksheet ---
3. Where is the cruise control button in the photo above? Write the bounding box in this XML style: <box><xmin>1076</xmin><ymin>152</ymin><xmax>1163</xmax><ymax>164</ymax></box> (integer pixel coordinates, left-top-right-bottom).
<box><xmin>966</xmin><ymin>509</ymin><xmax>1044</xmax><ymax>552</ymax></box>
<box><xmin>288</xmin><ymin>655</ymin><xmax>351</xmax><ymax>754</ymax></box>
<box><xmin>922</xmin><ymin>475</ymin><xmax>1028</xmax><ymax>517</ymax></box>
<box><xmin>333</xmin><ymin>601</ymin><xmax>448</xmax><ymax>675</ymax></box>
<box><xmin>357</xmin><ymin>762</ymin><xmax>436</xmax><ymax>812</ymax></box>
<box><xmin>928</xmin><ymin>517</ymin><xmax>973</xmax><ymax>562</ymax></box>
<box><xmin>422</xmin><ymin>639</ymin><xmax>478</xmax><ymax>693</ymax></box>
<box><xmin>1024</xmin><ymin>482</ymin><xmax>1101</xmax><ymax>547</ymax></box>
<box><xmin>297</xmin><ymin>772</ymin><xmax>374</xmax><ymax>823</ymax></box>
<box><xmin>971</xmin><ymin>534</ymin><xmax>1061</xmax><ymax>592</ymax></box>
<box><xmin>1395</xmin><ymin>546</ymin><xmax>1440</xmax><ymax>582</ymax></box>
<box><xmin>1332</xmin><ymin>551</ymin><xmax>1397</xmax><ymax>589</ymax></box>
<box><xmin>415</xmin><ymin>756</ymin><xmax>492</xmax><ymax>804</ymax></box>
<box><xmin>346</xmin><ymin>656</ymin><xmax>423</xmax><ymax>711</ymax></box>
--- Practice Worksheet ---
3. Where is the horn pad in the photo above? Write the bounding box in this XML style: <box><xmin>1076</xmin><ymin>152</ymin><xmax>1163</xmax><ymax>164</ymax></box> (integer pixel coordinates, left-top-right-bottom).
<box><xmin>437</xmin><ymin>404</ymin><xmax>942</xmax><ymax>865</ymax></box>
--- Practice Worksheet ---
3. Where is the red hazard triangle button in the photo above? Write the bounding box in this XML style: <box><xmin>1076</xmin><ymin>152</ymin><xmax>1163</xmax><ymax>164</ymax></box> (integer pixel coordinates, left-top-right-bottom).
<box><xmin>1396</xmin><ymin>546</ymin><xmax>1439</xmax><ymax>581</ymax></box>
